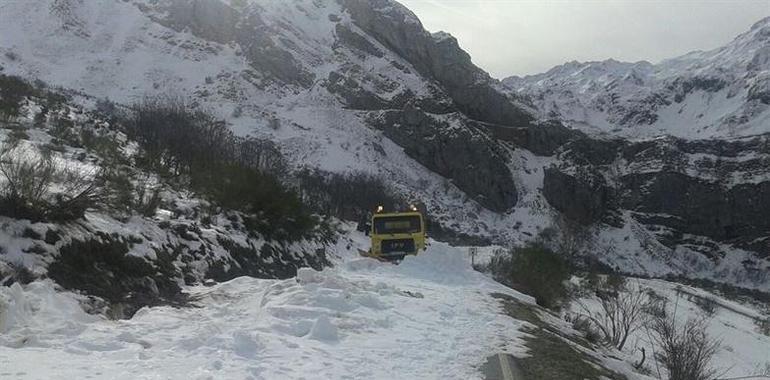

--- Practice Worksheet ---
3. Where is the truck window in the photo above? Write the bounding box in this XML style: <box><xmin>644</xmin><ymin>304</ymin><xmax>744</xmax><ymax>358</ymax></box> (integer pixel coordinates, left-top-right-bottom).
<box><xmin>373</xmin><ymin>215</ymin><xmax>422</xmax><ymax>234</ymax></box>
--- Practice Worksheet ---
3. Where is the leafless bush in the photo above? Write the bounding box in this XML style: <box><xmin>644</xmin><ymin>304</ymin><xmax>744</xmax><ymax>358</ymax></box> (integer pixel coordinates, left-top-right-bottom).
<box><xmin>235</xmin><ymin>137</ymin><xmax>287</xmax><ymax>176</ymax></box>
<box><xmin>756</xmin><ymin>317</ymin><xmax>770</xmax><ymax>337</ymax></box>
<box><xmin>133</xmin><ymin>176</ymin><xmax>163</xmax><ymax>217</ymax></box>
<box><xmin>569</xmin><ymin>314</ymin><xmax>603</xmax><ymax>344</ymax></box>
<box><xmin>127</xmin><ymin>97</ymin><xmax>317</xmax><ymax>241</ymax></box>
<box><xmin>758</xmin><ymin>362</ymin><xmax>770</xmax><ymax>376</ymax></box>
<box><xmin>643</xmin><ymin>289</ymin><xmax>669</xmax><ymax>319</ymax></box>
<box><xmin>537</xmin><ymin>213</ymin><xmax>591</xmax><ymax>258</ymax></box>
<box><xmin>297</xmin><ymin>169</ymin><xmax>403</xmax><ymax>221</ymax></box>
<box><xmin>95</xmin><ymin>97</ymin><xmax>120</xmax><ymax>121</ymax></box>
<box><xmin>0</xmin><ymin>144</ymin><xmax>57</xmax><ymax>218</ymax></box>
<box><xmin>692</xmin><ymin>295</ymin><xmax>717</xmax><ymax>316</ymax></box>
<box><xmin>650</xmin><ymin>314</ymin><xmax>721</xmax><ymax>380</ymax></box>
<box><xmin>576</xmin><ymin>278</ymin><xmax>650</xmax><ymax>350</ymax></box>
<box><xmin>0</xmin><ymin>144</ymin><xmax>105</xmax><ymax>221</ymax></box>
<box><xmin>47</xmin><ymin>164</ymin><xmax>107</xmax><ymax>221</ymax></box>
<box><xmin>128</xmin><ymin>96</ymin><xmax>286</xmax><ymax>177</ymax></box>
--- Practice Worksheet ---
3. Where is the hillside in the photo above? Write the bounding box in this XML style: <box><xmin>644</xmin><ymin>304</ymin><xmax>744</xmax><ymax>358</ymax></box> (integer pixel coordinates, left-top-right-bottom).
<box><xmin>503</xmin><ymin>17</ymin><xmax>770</xmax><ymax>139</ymax></box>
<box><xmin>0</xmin><ymin>74</ymin><xmax>336</xmax><ymax>318</ymax></box>
<box><xmin>1</xmin><ymin>0</ymin><xmax>770</xmax><ymax>293</ymax></box>
<box><xmin>0</xmin><ymin>1</ymin><xmax>769</xmax><ymax>378</ymax></box>
<box><xmin>0</xmin><ymin>0</ymin><xmax>535</xmax><ymax>218</ymax></box>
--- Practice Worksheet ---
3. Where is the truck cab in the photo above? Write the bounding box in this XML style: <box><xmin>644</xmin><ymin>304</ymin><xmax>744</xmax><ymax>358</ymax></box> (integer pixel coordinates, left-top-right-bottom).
<box><xmin>369</xmin><ymin>206</ymin><xmax>427</xmax><ymax>260</ymax></box>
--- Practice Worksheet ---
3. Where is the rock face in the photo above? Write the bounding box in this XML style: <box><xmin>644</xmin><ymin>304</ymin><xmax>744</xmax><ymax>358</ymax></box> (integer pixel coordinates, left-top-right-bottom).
<box><xmin>342</xmin><ymin>0</ymin><xmax>534</xmax><ymax>128</ymax></box>
<box><xmin>149</xmin><ymin>0</ymin><xmax>315</xmax><ymax>87</ymax></box>
<box><xmin>146</xmin><ymin>0</ymin><xmax>533</xmax><ymax>212</ymax></box>
<box><xmin>546</xmin><ymin>134</ymin><xmax>770</xmax><ymax>258</ymax></box>
<box><xmin>371</xmin><ymin>107</ymin><xmax>518</xmax><ymax>212</ymax></box>
<box><xmin>543</xmin><ymin>167</ymin><xmax>613</xmax><ymax>225</ymax></box>
<box><xmin>485</xmin><ymin>120</ymin><xmax>583</xmax><ymax>156</ymax></box>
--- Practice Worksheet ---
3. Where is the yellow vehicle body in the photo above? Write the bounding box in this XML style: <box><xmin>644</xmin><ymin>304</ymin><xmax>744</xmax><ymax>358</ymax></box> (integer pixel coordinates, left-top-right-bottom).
<box><xmin>368</xmin><ymin>210</ymin><xmax>427</xmax><ymax>260</ymax></box>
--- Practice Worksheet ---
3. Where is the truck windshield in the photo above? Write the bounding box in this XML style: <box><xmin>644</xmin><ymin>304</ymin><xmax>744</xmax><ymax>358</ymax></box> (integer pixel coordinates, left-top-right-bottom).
<box><xmin>373</xmin><ymin>215</ymin><xmax>422</xmax><ymax>234</ymax></box>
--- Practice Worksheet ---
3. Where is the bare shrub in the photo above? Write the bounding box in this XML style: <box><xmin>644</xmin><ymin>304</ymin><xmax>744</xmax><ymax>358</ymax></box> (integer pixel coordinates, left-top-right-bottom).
<box><xmin>0</xmin><ymin>75</ymin><xmax>35</xmax><ymax>121</ymax></box>
<box><xmin>650</xmin><ymin>314</ymin><xmax>721</xmax><ymax>380</ymax></box>
<box><xmin>128</xmin><ymin>96</ymin><xmax>287</xmax><ymax>177</ymax></box>
<box><xmin>643</xmin><ymin>289</ymin><xmax>668</xmax><ymax>319</ymax></box>
<box><xmin>692</xmin><ymin>295</ymin><xmax>717</xmax><ymax>317</ymax></box>
<box><xmin>133</xmin><ymin>175</ymin><xmax>163</xmax><ymax>217</ymax></box>
<box><xmin>0</xmin><ymin>144</ymin><xmax>57</xmax><ymax>219</ymax></box>
<box><xmin>537</xmin><ymin>213</ymin><xmax>591</xmax><ymax>258</ymax></box>
<box><xmin>297</xmin><ymin>169</ymin><xmax>403</xmax><ymax>221</ymax></box>
<box><xmin>235</xmin><ymin>137</ymin><xmax>287</xmax><ymax>175</ymax></box>
<box><xmin>759</xmin><ymin>362</ymin><xmax>770</xmax><ymax>376</ymax></box>
<box><xmin>490</xmin><ymin>245</ymin><xmax>571</xmax><ymax>310</ymax></box>
<box><xmin>756</xmin><ymin>317</ymin><xmax>770</xmax><ymax>337</ymax></box>
<box><xmin>0</xmin><ymin>144</ymin><xmax>105</xmax><ymax>221</ymax></box>
<box><xmin>47</xmin><ymin>164</ymin><xmax>107</xmax><ymax>221</ymax></box>
<box><xmin>576</xmin><ymin>277</ymin><xmax>650</xmax><ymax>350</ymax></box>
<box><xmin>569</xmin><ymin>314</ymin><xmax>603</xmax><ymax>344</ymax></box>
<box><xmin>126</xmin><ymin>97</ymin><xmax>315</xmax><ymax>241</ymax></box>
<box><xmin>102</xmin><ymin>169</ymin><xmax>163</xmax><ymax>218</ymax></box>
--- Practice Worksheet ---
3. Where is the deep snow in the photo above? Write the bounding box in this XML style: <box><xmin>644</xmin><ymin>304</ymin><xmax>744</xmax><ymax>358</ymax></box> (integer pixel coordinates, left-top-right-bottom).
<box><xmin>2</xmin><ymin>231</ymin><xmax>770</xmax><ymax>379</ymax></box>
<box><xmin>0</xmin><ymin>237</ymin><xmax>533</xmax><ymax>380</ymax></box>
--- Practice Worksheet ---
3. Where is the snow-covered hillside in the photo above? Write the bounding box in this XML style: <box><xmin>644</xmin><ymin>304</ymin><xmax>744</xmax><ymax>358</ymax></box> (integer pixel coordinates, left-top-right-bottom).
<box><xmin>2</xmin><ymin>0</ymin><xmax>770</xmax><ymax>294</ymax></box>
<box><xmin>504</xmin><ymin>17</ymin><xmax>770</xmax><ymax>139</ymax></box>
<box><xmin>0</xmin><ymin>0</ymin><xmax>533</xmax><ymax>231</ymax></box>
<box><xmin>571</xmin><ymin>277</ymin><xmax>770</xmax><ymax>379</ymax></box>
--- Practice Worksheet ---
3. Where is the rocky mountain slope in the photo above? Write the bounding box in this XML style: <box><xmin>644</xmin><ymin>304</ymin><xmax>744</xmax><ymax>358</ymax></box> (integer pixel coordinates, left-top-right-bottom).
<box><xmin>0</xmin><ymin>0</ymin><xmax>544</xmax><ymax>216</ymax></box>
<box><xmin>503</xmin><ymin>16</ymin><xmax>770</xmax><ymax>288</ymax></box>
<box><xmin>0</xmin><ymin>79</ymin><xmax>331</xmax><ymax>318</ymax></box>
<box><xmin>1</xmin><ymin>0</ymin><xmax>769</xmax><ymax>292</ymax></box>
<box><xmin>503</xmin><ymin>17</ymin><xmax>770</xmax><ymax>139</ymax></box>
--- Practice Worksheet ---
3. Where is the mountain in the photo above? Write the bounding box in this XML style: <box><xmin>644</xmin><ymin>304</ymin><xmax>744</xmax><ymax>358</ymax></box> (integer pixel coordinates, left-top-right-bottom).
<box><xmin>1</xmin><ymin>0</ymin><xmax>770</xmax><ymax>293</ymax></box>
<box><xmin>503</xmin><ymin>17</ymin><xmax>770</xmax><ymax>139</ymax></box>
<box><xmin>0</xmin><ymin>0</ymin><xmax>542</xmax><ymax>216</ymax></box>
<box><xmin>1</xmin><ymin>3</ymin><xmax>769</xmax><ymax>378</ymax></box>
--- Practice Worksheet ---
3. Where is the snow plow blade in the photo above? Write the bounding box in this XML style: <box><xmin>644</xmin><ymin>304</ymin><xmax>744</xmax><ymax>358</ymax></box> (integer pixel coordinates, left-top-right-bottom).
<box><xmin>358</xmin><ymin>249</ymin><xmax>406</xmax><ymax>262</ymax></box>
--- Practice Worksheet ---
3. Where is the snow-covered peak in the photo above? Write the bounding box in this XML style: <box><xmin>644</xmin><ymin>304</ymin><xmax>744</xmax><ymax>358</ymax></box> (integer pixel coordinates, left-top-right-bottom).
<box><xmin>431</xmin><ymin>31</ymin><xmax>454</xmax><ymax>42</ymax></box>
<box><xmin>504</xmin><ymin>18</ymin><xmax>770</xmax><ymax>139</ymax></box>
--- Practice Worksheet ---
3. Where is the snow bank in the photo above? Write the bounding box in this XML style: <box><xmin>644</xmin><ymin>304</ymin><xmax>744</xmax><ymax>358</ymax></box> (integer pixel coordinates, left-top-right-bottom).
<box><xmin>0</xmin><ymin>244</ymin><xmax>531</xmax><ymax>379</ymax></box>
<box><xmin>394</xmin><ymin>242</ymin><xmax>486</xmax><ymax>285</ymax></box>
<box><xmin>0</xmin><ymin>281</ymin><xmax>99</xmax><ymax>347</ymax></box>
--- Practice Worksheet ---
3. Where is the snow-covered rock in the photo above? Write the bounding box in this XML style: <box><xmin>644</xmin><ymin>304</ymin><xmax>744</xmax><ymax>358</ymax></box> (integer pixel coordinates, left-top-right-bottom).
<box><xmin>504</xmin><ymin>17</ymin><xmax>770</xmax><ymax>139</ymax></box>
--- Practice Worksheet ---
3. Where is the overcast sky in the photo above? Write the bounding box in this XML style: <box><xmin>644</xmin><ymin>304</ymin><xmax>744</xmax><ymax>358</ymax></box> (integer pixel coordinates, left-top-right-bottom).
<box><xmin>398</xmin><ymin>0</ymin><xmax>770</xmax><ymax>79</ymax></box>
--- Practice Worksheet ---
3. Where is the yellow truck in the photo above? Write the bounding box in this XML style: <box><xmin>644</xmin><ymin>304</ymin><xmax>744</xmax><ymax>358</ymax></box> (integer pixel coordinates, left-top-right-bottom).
<box><xmin>362</xmin><ymin>205</ymin><xmax>427</xmax><ymax>261</ymax></box>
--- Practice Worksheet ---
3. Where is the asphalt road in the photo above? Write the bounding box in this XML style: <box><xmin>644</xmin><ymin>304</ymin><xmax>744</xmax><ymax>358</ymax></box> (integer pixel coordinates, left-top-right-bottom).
<box><xmin>481</xmin><ymin>353</ymin><xmax>525</xmax><ymax>380</ymax></box>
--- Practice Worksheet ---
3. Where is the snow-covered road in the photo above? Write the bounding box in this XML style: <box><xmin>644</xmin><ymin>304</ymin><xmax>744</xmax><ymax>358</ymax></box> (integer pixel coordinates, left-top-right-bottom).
<box><xmin>0</xmin><ymin>242</ymin><xmax>532</xmax><ymax>379</ymax></box>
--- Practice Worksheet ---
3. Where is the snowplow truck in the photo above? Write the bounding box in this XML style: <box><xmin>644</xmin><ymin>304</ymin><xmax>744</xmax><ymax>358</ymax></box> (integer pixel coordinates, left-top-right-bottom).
<box><xmin>365</xmin><ymin>205</ymin><xmax>427</xmax><ymax>261</ymax></box>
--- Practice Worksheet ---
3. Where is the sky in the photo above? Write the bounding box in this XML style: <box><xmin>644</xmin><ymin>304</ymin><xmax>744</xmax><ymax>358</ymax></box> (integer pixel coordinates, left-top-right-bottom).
<box><xmin>398</xmin><ymin>0</ymin><xmax>770</xmax><ymax>79</ymax></box>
